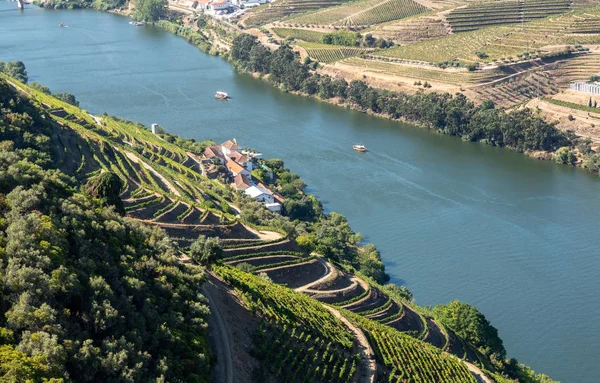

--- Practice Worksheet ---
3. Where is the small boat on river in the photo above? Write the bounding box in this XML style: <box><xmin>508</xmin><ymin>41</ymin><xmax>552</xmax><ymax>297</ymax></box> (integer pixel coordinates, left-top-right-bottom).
<box><xmin>353</xmin><ymin>144</ymin><xmax>367</xmax><ymax>152</ymax></box>
<box><xmin>129</xmin><ymin>21</ymin><xmax>144</xmax><ymax>26</ymax></box>
<box><xmin>59</xmin><ymin>23</ymin><xmax>67</xmax><ymax>27</ymax></box>
<box><xmin>215</xmin><ymin>91</ymin><xmax>229</xmax><ymax>100</ymax></box>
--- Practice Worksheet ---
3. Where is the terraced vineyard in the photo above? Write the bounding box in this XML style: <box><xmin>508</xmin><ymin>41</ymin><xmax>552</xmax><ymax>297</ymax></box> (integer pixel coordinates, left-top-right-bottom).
<box><xmin>339</xmin><ymin>57</ymin><xmax>503</xmax><ymax>84</ymax></box>
<box><xmin>299</xmin><ymin>42</ymin><xmax>369</xmax><ymax>62</ymax></box>
<box><xmin>272</xmin><ymin>27</ymin><xmax>327</xmax><ymax>42</ymax></box>
<box><xmin>288</xmin><ymin>0</ymin><xmax>429</xmax><ymax>27</ymax></box>
<box><xmin>346</xmin><ymin>311</ymin><xmax>477</xmax><ymax>383</ymax></box>
<box><xmin>242</xmin><ymin>0</ymin><xmax>352</xmax><ymax>27</ymax></box>
<box><xmin>446</xmin><ymin>0</ymin><xmax>573</xmax><ymax>33</ymax></box>
<box><xmin>366</xmin><ymin>14</ymin><xmax>451</xmax><ymax>44</ymax></box>
<box><xmin>374</xmin><ymin>7</ymin><xmax>600</xmax><ymax>64</ymax></box>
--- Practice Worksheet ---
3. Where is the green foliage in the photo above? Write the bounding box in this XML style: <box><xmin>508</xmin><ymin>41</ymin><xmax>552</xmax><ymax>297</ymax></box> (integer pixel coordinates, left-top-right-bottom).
<box><xmin>295</xmin><ymin>234</ymin><xmax>315</xmax><ymax>253</ymax></box>
<box><xmin>0</xmin><ymin>344</ymin><xmax>64</xmax><ymax>382</ymax></box>
<box><xmin>554</xmin><ymin>146</ymin><xmax>576</xmax><ymax>165</ymax></box>
<box><xmin>432</xmin><ymin>300</ymin><xmax>506</xmax><ymax>359</ymax></box>
<box><xmin>86</xmin><ymin>171</ymin><xmax>125</xmax><ymax>215</ymax></box>
<box><xmin>214</xmin><ymin>265</ymin><xmax>354</xmax><ymax>348</ymax></box>
<box><xmin>134</xmin><ymin>0</ymin><xmax>167</xmax><ymax>22</ymax></box>
<box><xmin>0</xmin><ymin>78</ymin><xmax>211</xmax><ymax>382</ymax></box>
<box><xmin>283</xmin><ymin>197</ymin><xmax>315</xmax><ymax>221</ymax></box>
<box><xmin>1</xmin><ymin>61</ymin><xmax>28</xmax><ymax>83</ymax></box>
<box><xmin>29</xmin><ymin>82</ymin><xmax>51</xmax><ymax>95</ymax></box>
<box><xmin>345</xmin><ymin>310</ymin><xmax>476</xmax><ymax>383</ymax></box>
<box><xmin>322</xmin><ymin>30</ymin><xmax>359</xmax><ymax>46</ymax></box>
<box><xmin>190</xmin><ymin>235</ymin><xmax>223</xmax><ymax>266</ymax></box>
<box><xmin>52</xmin><ymin>93</ymin><xmax>79</xmax><ymax>107</ymax></box>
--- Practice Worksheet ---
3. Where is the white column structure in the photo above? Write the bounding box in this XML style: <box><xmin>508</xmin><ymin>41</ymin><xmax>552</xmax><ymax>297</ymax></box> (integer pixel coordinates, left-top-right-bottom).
<box><xmin>570</xmin><ymin>82</ymin><xmax>600</xmax><ymax>95</ymax></box>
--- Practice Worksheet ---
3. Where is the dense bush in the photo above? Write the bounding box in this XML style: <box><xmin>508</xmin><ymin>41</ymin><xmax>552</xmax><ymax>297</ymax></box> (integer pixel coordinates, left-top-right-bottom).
<box><xmin>432</xmin><ymin>300</ymin><xmax>505</xmax><ymax>360</ymax></box>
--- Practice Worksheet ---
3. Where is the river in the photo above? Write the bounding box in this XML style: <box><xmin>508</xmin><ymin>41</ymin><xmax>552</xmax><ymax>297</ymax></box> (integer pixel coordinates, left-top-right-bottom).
<box><xmin>1</xmin><ymin>3</ymin><xmax>599</xmax><ymax>382</ymax></box>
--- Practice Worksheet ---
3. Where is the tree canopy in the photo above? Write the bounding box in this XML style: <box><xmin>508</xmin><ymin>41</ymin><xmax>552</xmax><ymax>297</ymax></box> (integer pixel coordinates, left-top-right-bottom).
<box><xmin>433</xmin><ymin>300</ymin><xmax>506</xmax><ymax>360</ymax></box>
<box><xmin>134</xmin><ymin>0</ymin><xmax>167</xmax><ymax>22</ymax></box>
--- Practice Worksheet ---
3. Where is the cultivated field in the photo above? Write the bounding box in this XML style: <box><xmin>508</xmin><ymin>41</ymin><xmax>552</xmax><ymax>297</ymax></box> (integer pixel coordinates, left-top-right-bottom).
<box><xmin>288</xmin><ymin>0</ymin><xmax>429</xmax><ymax>27</ymax></box>
<box><xmin>298</xmin><ymin>42</ymin><xmax>370</xmax><ymax>61</ymax></box>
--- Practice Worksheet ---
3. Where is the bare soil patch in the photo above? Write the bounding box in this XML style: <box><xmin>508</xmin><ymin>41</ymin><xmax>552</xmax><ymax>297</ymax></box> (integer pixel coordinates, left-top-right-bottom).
<box><xmin>263</xmin><ymin>259</ymin><xmax>327</xmax><ymax>289</ymax></box>
<box><xmin>227</xmin><ymin>255</ymin><xmax>301</xmax><ymax>268</ymax></box>
<box><xmin>154</xmin><ymin>202</ymin><xmax>190</xmax><ymax>223</ymax></box>
<box><xmin>423</xmin><ymin>318</ymin><xmax>447</xmax><ymax>349</ymax></box>
<box><xmin>202</xmin><ymin>274</ymin><xmax>261</xmax><ymax>383</ymax></box>
<box><xmin>387</xmin><ymin>303</ymin><xmax>425</xmax><ymax>335</ymax></box>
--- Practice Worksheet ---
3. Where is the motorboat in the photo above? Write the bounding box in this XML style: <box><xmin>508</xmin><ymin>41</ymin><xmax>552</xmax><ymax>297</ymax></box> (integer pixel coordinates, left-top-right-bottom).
<box><xmin>353</xmin><ymin>144</ymin><xmax>367</xmax><ymax>152</ymax></box>
<box><xmin>215</xmin><ymin>91</ymin><xmax>229</xmax><ymax>100</ymax></box>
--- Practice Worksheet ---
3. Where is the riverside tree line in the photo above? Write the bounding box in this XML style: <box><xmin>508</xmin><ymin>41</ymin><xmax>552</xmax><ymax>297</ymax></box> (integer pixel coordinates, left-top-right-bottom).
<box><xmin>230</xmin><ymin>34</ymin><xmax>600</xmax><ymax>170</ymax></box>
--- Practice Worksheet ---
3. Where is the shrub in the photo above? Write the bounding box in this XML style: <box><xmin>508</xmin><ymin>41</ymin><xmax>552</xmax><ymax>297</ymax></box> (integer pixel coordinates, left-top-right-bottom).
<box><xmin>554</xmin><ymin>147</ymin><xmax>576</xmax><ymax>165</ymax></box>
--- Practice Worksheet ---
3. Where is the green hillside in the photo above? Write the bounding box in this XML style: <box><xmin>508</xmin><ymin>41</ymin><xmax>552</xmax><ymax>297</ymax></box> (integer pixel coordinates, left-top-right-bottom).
<box><xmin>0</xmin><ymin>70</ymin><xmax>558</xmax><ymax>383</ymax></box>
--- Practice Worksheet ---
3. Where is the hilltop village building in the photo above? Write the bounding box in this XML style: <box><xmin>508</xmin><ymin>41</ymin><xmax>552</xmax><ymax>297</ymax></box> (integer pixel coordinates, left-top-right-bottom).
<box><xmin>204</xmin><ymin>139</ymin><xmax>283</xmax><ymax>213</ymax></box>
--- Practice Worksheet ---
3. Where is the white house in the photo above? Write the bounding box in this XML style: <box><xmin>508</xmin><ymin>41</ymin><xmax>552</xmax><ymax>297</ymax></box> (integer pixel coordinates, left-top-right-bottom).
<box><xmin>264</xmin><ymin>202</ymin><xmax>282</xmax><ymax>213</ymax></box>
<box><xmin>245</xmin><ymin>185</ymin><xmax>274</xmax><ymax>203</ymax></box>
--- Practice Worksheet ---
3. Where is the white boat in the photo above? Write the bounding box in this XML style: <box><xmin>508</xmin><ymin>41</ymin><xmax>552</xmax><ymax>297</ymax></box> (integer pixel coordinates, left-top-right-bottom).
<box><xmin>129</xmin><ymin>21</ymin><xmax>144</xmax><ymax>26</ymax></box>
<box><xmin>353</xmin><ymin>144</ymin><xmax>367</xmax><ymax>152</ymax></box>
<box><xmin>215</xmin><ymin>91</ymin><xmax>229</xmax><ymax>100</ymax></box>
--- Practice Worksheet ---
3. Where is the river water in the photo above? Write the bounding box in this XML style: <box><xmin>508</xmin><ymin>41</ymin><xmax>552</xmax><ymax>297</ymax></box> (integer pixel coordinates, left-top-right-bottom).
<box><xmin>1</xmin><ymin>3</ymin><xmax>599</xmax><ymax>381</ymax></box>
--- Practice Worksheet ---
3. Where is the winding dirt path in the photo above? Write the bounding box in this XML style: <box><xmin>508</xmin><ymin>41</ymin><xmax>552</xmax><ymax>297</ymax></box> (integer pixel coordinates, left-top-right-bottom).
<box><xmin>324</xmin><ymin>305</ymin><xmax>377</xmax><ymax>383</ymax></box>
<box><xmin>464</xmin><ymin>361</ymin><xmax>494</xmax><ymax>383</ymax></box>
<box><xmin>201</xmin><ymin>274</ymin><xmax>234</xmax><ymax>383</ymax></box>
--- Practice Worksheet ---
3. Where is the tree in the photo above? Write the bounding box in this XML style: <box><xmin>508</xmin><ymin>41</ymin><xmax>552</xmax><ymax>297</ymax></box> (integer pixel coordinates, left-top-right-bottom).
<box><xmin>53</xmin><ymin>92</ymin><xmax>79</xmax><ymax>107</ymax></box>
<box><xmin>432</xmin><ymin>300</ymin><xmax>506</xmax><ymax>359</ymax></box>
<box><xmin>86</xmin><ymin>171</ymin><xmax>125</xmax><ymax>215</ymax></box>
<box><xmin>249</xmin><ymin>43</ymin><xmax>271</xmax><ymax>74</ymax></box>
<box><xmin>284</xmin><ymin>197</ymin><xmax>315</xmax><ymax>221</ymax></box>
<box><xmin>554</xmin><ymin>146</ymin><xmax>576</xmax><ymax>165</ymax></box>
<box><xmin>134</xmin><ymin>0</ymin><xmax>167</xmax><ymax>22</ymax></box>
<box><xmin>3</xmin><ymin>61</ymin><xmax>28</xmax><ymax>83</ymax></box>
<box><xmin>190</xmin><ymin>235</ymin><xmax>223</xmax><ymax>266</ymax></box>
<box><xmin>30</xmin><ymin>82</ymin><xmax>51</xmax><ymax>95</ymax></box>
<box><xmin>231</xmin><ymin>34</ymin><xmax>259</xmax><ymax>65</ymax></box>
<box><xmin>295</xmin><ymin>234</ymin><xmax>315</xmax><ymax>253</ymax></box>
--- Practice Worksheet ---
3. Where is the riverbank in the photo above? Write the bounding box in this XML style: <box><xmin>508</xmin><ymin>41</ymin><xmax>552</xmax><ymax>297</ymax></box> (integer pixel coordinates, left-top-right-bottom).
<box><xmin>151</xmin><ymin>15</ymin><xmax>600</xmax><ymax>178</ymax></box>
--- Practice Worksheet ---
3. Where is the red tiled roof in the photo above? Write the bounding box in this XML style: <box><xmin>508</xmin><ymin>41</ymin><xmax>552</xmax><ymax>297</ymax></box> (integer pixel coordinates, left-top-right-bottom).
<box><xmin>226</xmin><ymin>160</ymin><xmax>245</xmax><ymax>174</ymax></box>
<box><xmin>203</xmin><ymin>146</ymin><xmax>221</xmax><ymax>158</ymax></box>
<box><xmin>222</xmin><ymin>139</ymin><xmax>240</xmax><ymax>151</ymax></box>
<box><xmin>229</xmin><ymin>151</ymin><xmax>249</xmax><ymax>164</ymax></box>
<box><xmin>256</xmin><ymin>182</ymin><xmax>274</xmax><ymax>195</ymax></box>
<box><xmin>234</xmin><ymin>173</ymin><xmax>251</xmax><ymax>189</ymax></box>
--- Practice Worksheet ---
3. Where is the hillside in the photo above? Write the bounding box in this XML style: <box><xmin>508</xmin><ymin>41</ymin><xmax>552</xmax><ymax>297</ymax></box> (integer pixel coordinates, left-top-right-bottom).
<box><xmin>0</xmin><ymin>69</ymin><xmax>560</xmax><ymax>382</ymax></box>
<box><xmin>223</xmin><ymin>0</ymin><xmax>600</xmax><ymax>138</ymax></box>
